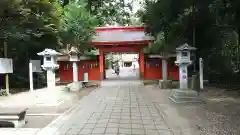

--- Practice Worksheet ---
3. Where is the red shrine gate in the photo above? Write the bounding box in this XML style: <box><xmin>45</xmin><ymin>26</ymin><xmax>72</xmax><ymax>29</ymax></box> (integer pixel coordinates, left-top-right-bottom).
<box><xmin>58</xmin><ymin>26</ymin><xmax>179</xmax><ymax>83</ymax></box>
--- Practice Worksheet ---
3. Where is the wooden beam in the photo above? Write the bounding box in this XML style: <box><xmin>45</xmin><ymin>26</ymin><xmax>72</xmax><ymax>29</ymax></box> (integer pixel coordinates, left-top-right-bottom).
<box><xmin>148</xmin><ymin>54</ymin><xmax>176</xmax><ymax>58</ymax></box>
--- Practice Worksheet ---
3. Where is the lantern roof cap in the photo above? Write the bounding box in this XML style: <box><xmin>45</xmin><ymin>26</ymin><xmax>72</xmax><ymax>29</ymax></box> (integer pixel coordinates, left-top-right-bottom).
<box><xmin>68</xmin><ymin>47</ymin><xmax>81</xmax><ymax>55</ymax></box>
<box><xmin>176</xmin><ymin>43</ymin><xmax>196</xmax><ymax>51</ymax></box>
<box><xmin>37</xmin><ymin>49</ymin><xmax>62</xmax><ymax>56</ymax></box>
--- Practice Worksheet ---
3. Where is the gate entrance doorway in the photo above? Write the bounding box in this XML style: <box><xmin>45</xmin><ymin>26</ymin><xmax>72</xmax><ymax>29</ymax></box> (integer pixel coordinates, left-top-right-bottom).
<box><xmin>104</xmin><ymin>52</ymin><xmax>139</xmax><ymax>80</ymax></box>
<box><xmin>90</xmin><ymin>26</ymin><xmax>153</xmax><ymax>80</ymax></box>
<box><xmin>58</xmin><ymin>26</ymin><xmax>179</xmax><ymax>83</ymax></box>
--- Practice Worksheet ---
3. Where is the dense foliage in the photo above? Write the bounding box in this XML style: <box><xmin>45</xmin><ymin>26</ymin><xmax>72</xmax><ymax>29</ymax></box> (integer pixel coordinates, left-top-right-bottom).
<box><xmin>86</xmin><ymin>0</ymin><xmax>133</xmax><ymax>25</ymax></box>
<box><xmin>140</xmin><ymin>0</ymin><xmax>240</xmax><ymax>89</ymax></box>
<box><xmin>0</xmin><ymin>0</ymin><xmax>133</xmax><ymax>89</ymax></box>
<box><xmin>59</xmin><ymin>0</ymin><xmax>99</xmax><ymax>51</ymax></box>
<box><xmin>0</xmin><ymin>0</ymin><xmax>63</xmax><ymax>88</ymax></box>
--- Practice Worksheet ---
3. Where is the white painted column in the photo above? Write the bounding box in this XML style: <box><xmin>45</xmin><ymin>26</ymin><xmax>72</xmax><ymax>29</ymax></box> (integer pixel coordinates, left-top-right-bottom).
<box><xmin>162</xmin><ymin>59</ymin><xmax>168</xmax><ymax>81</ymax></box>
<box><xmin>29</xmin><ymin>62</ymin><xmax>33</xmax><ymax>91</ymax></box>
<box><xmin>179</xmin><ymin>65</ymin><xmax>188</xmax><ymax>89</ymax></box>
<box><xmin>47</xmin><ymin>70</ymin><xmax>56</xmax><ymax>88</ymax></box>
<box><xmin>72</xmin><ymin>62</ymin><xmax>78</xmax><ymax>82</ymax></box>
<box><xmin>199</xmin><ymin>58</ymin><xmax>203</xmax><ymax>89</ymax></box>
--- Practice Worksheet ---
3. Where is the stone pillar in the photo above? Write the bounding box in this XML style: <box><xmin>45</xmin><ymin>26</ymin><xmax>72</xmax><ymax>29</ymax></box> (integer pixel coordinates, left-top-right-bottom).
<box><xmin>179</xmin><ymin>64</ymin><xmax>188</xmax><ymax>89</ymax></box>
<box><xmin>29</xmin><ymin>62</ymin><xmax>33</xmax><ymax>91</ymax></box>
<box><xmin>72</xmin><ymin>61</ymin><xmax>78</xmax><ymax>82</ymax></box>
<box><xmin>162</xmin><ymin>59</ymin><xmax>168</xmax><ymax>81</ymax></box>
<box><xmin>199</xmin><ymin>58</ymin><xmax>203</xmax><ymax>89</ymax></box>
<box><xmin>68</xmin><ymin>61</ymin><xmax>82</xmax><ymax>92</ymax></box>
<box><xmin>159</xmin><ymin>58</ymin><xmax>172</xmax><ymax>89</ymax></box>
<box><xmin>47</xmin><ymin>70</ymin><xmax>56</xmax><ymax>88</ymax></box>
<box><xmin>99</xmin><ymin>50</ymin><xmax>104</xmax><ymax>80</ymax></box>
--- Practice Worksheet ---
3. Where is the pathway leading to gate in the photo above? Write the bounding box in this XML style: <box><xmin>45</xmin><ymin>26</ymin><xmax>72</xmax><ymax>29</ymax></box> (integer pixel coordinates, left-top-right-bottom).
<box><xmin>35</xmin><ymin>81</ymin><xmax>174</xmax><ymax>135</ymax></box>
<box><xmin>105</xmin><ymin>67</ymin><xmax>139</xmax><ymax>81</ymax></box>
<box><xmin>1</xmin><ymin>68</ymin><xmax>239</xmax><ymax>135</ymax></box>
<box><xmin>4</xmin><ymin>79</ymin><xmax>236</xmax><ymax>135</ymax></box>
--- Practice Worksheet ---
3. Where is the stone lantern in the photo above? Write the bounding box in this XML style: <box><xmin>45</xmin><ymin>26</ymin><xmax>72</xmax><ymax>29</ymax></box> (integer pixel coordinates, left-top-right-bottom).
<box><xmin>37</xmin><ymin>49</ymin><xmax>62</xmax><ymax>88</ymax></box>
<box><xmin>66</xmin><ymin>46</ymin><xmax>84</xmax><ymax>92</ymax></box>
<box><xmin>68</xmin><ymin>47</ymin><xmax>81</xmax><ymax>82</ymax></box>
<box><xmin>169</xmin><ymin>43</ymin><xmax>202</xmax><ymax>103</ymax></box>
<box><xmin>175</xmin><ymin>43</ymin><xmax>196</xmax><ymax>89</ymax></box>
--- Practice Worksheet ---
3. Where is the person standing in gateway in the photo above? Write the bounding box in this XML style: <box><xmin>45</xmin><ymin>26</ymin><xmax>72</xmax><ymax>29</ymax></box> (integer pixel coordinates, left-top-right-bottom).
<box><xmin>115</xmin><ymin>63</ymin><xmax>120</xmax><ymax>76</ymax></box>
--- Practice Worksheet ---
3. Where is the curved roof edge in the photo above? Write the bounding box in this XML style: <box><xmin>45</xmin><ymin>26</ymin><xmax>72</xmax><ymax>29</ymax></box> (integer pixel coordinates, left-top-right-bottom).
<box><xmin>95</xmin><ymin>26</ymin><xmax>148</xmax><ymax>32</ymax></box>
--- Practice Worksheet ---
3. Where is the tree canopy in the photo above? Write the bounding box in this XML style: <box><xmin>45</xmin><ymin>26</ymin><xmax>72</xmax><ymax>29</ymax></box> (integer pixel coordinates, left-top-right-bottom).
<box><xmin>3</xmin><ymin>0</ymin><xmax>240</xmax><ymax>89</ymax></box>
<box><xmin>59</xmin><ymin>0</ymin><xmax>99</xmax><ymax>52</ymax></box>
<box><xmin>0</xmin><ymin>0</ymin><xmax>135</xmax><ymax>88</ymax></box>
<box><xmin>0</xmin><ymin>0</ymin><xmax>64</xmax><ymax>87</ymax></box>
<box><xmin>140</xmin><ymin>0</ymin><xmax>240</xmax><ymax>87</ymax></box>
<box><xmin>86</xmin><ymin>0</ymin><xmax>133</xmax><ymax>25</ymax></box>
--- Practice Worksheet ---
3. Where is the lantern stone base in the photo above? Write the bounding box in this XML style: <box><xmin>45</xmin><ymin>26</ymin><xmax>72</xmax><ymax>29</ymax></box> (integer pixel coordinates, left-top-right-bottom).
<box><xmin>159</xmin><ymin>80</ymin><xmax>172</xmax><ymax>89</ymax></box>
<box><xmin>67</xmin><ymin>82</ymin><xmax>83</xmax><ymax>92</ymax></box>
<box><xmin>169</xmin><ymin>89</ymin><xmax>202</xmax><ymax>103</ymax></box>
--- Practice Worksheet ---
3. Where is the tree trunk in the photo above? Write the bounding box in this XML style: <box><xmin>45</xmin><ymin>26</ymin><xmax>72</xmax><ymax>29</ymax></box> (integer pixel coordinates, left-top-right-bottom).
<box><xmin>236</xmin><ymin>28</ymin><xmax>240</xmax><ymax>70</ymax></box>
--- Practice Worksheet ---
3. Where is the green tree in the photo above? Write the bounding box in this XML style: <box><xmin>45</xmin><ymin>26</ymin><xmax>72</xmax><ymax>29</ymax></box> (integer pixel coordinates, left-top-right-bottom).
<box><xmin>140</xmin><ymin>0</ymin><xmax>191</xmax><ymax>54</ymax></box>
<box><xmin>140</xmin><ymin>0</ymin><xmax>240</xmax><ymax>88</ymax></box>
<box><xmin>85</xmin><ymin>0</ymin><xmax>133</xmax><ymax>25</ymax></box>
<box><xmin>60</xmin><ymin>0</ymin><xmax>135</xmax><ymax>25</ymax></box>
<box><xmin>0</xmin><ymin>0</ymin><xmax>27</xmax><ymax>45</ymax></box>
<box><xmin>59</xmin><ymin>0</ymin><xmax>99</xmax><ymax>52</ymax></box>
<box><xmin>0</xmin><ymin>0</ymin><xmax>62</xmax><ymax>88</ymax></box>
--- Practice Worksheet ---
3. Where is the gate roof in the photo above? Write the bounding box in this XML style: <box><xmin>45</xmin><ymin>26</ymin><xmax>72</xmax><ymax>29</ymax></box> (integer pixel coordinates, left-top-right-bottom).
<box><xmin>91</xmin><ymin>26</ymin><xmax>153</xmax><ymax>46</ymax></box>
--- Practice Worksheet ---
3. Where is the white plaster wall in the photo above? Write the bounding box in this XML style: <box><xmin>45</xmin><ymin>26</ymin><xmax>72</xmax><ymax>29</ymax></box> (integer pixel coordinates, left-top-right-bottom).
<box><xmin>92</xmin><ymin>31</ymin><xmax>153</xmax><ymax>42</ymax></box>
<box><xmin>121</xmin><ymin>54</ymin><xmax>138</xmax><ymax>61</ymax></box>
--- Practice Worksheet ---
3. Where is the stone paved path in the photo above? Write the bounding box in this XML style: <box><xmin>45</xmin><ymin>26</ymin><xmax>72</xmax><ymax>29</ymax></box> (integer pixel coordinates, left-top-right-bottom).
<box><xmin>36</xmin><ymin>81</ymin><xmax>174</xmax><ymax>135</ymax></box>
<box><xmin>105</xmin><ymin>67</ymin><xmax>139</xmax><ymax>81</ymax></box>
<box><xmin>2</xmin><ymin>81</ymin><xmax>239</xmax><ymax>135</ymax></box>
<box><xmin>3</xmin><ymin>68</ymin><xmax>239</xmax><ymax>135</ymax></box>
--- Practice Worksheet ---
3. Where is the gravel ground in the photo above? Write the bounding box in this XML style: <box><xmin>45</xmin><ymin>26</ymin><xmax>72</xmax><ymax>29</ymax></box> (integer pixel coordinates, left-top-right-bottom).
<box><xmin>199</xmin><ymin>87</ymin><xmax>240</xmax><ymax>135</ymax></box>
<box><xmin>146</xmin><ymin>85</ymin><xmax>240</xmax><ymax>135</ymax></box>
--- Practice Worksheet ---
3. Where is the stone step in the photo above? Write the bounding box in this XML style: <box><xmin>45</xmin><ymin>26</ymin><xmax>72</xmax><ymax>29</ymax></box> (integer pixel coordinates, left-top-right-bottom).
<box><xmin>0</xmin><ymin>108</ymin><xmax>27</xmax><ymax>128</ymax></box>
<box><xmin>169</xmin><ymin>89</ymin><xmax>203</xmax><ymax>103</ymax></box>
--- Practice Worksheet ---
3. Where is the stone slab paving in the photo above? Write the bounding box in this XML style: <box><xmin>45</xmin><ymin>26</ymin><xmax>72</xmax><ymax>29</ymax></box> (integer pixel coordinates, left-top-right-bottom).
<box><xmin>1</xmin><ymin>79</ymin><xmax>238</xmax><ymax>135</ymax></box>
<box><xmin>35</xmin><ymin>81</ymin><xmax>173</xmax><ymax>135</ymax></box>
<box><xmin>105</xmin><ymin>68</ymin><xmax>139</xmax><ymax>81</ymax></box>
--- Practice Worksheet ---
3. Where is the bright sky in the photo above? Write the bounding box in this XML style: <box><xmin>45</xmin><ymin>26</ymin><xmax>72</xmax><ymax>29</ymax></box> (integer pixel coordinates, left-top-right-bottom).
<box><xmin>106</xmin><ymin>0</ymin><xmax>143</xmax><ymax>26</ymax></box>
<box><xmin>125</xmin><ymin>0</ymin><xmax>141</xmax><ymax>14</ymax></box>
